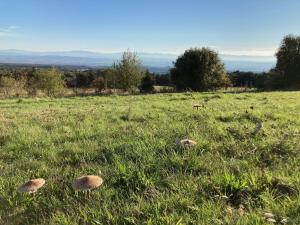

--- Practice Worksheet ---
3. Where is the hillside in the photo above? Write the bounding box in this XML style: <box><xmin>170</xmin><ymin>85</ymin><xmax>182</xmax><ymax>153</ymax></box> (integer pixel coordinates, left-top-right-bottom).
<box><xmin>0</xmin><ymin>92</ymin><xmax>299</xmax><ymax>224</ymax></box>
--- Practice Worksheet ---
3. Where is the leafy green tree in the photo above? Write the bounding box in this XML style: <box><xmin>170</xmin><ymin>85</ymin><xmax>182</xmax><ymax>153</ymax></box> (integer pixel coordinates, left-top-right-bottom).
<box><xmin>171</xmin><ymin>48</ymin><xmax>230</xmax><ymax>91</ymax></box>
<box><xmin>29</xmin><ymin>68</ymin><xmax>64</xmax><ymax>96</ymax></box>
<box><xmin>275</xmin><ymin>35</ymin><xmax>300</xmax><ymax>87</ymax></box>
<box><xmin>140</xmin><ymin>71</ymin><xmax>155</xmax><ymax>93</ymax></box>
<box><xmin>113</xmin><ymin>50</ymin><xmax>145</xmax><ymax>91</ymax></box>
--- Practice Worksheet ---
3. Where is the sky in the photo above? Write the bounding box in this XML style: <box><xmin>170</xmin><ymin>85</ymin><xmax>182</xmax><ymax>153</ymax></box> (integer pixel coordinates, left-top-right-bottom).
<box><xmin>0</xmin><ymin>0</ymin><xmax>300</xmax><ymax>57</ymax></box>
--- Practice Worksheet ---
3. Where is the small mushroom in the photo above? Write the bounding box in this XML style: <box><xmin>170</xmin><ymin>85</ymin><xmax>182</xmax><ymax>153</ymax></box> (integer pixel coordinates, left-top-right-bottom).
<box><xmin>192</xmin><ymin>104</ymin><xmax>201</xmax><ymax>110</ymax></box>
<box><xmin>264</xmin><ymin>212</ymin><xmax>277</xmax><ymax>223</ymax></box>
<box><xmin>73</xmin><ymin>175</ymin><xmax>103</xmax><ymax>191</ymax></box>
<box><xmin>178</xmin><ymin>139</ymin><xmax>197</xmax><ymax>147</ymax></box>
<box><xmin>266</xmin><ymin>218</ymin><xmax>276</xmax><ymax>223</ymax></box>
<box><xmin>18</xmin><ymin>178</ymin><xmax>45</xmax><ymax>193</ymax></box>
<box><xmin>264</xmin><ymin>212</ymin><xmax>275</xmax><ymax>219</ymax></box>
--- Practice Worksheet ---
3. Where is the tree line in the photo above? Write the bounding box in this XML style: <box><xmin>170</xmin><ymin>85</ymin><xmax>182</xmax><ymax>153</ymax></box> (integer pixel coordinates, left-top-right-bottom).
<box><xmin>170</xmin><ymin>34</ymin><xmax>300</xmax><ymax>91</ymax></box>
<box><xmin>0</xmin><ymin>51</ymin><xmax>170</xmax><ymax>97</ymax></box>
<box><xmin>0</xmin><ymin>34</ymin><xmax>299</xmax><ymax>97</ymax></box>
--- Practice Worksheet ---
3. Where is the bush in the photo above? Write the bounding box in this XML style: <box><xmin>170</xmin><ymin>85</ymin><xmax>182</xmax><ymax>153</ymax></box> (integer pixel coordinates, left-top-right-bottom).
<box><xmin>171</xmin><ymin>48</ymin><xmax>230</xmax><ymax>91</ymax></box>
<box><xmin>0</xmin><ymin>76</ymin><xmax>26</xmax><ymax>97</ymax></box>
<box><xmin>0</xmin><ymin>76</ymin><xmax>16</xmax><ymax>96</ymax></box>
<box><xmin>28</xmin><ymin>68</ymin><xmax>64</xmax><ymax>96</ymax></box>
<box><xmin>140</xmin><ymin>71</ymin><xmax>155</xmax><ymax>93</ymax></box>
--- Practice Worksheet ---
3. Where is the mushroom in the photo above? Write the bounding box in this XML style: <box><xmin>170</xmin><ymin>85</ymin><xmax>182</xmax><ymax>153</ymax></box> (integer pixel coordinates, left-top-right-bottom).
<box><xmin>266</xmin><ymin>218</ymin><xmax>276</xmax><ymax>223</ymax></box>
<box><xmin>178</xmin><ymin>139</ymin><xmax>197</xmax><ymax>147</ymax></box>
<box><xmin>18</xmin><ymin>178</ymin><xmax>45</xmax><ymax>193</ymax></box>
<box><xmin>72</xmin><ymin>175</ymin><xmax>103</xmax><ymax>191</ymax></box>
<box><xmin>264</xmin><ymin>212</ymin><xmax>275</xmax><ymax>219</ymax></box>
<box><xmin>264</xmin><ymin>212</ymin><xmax>276</xmax><ymax>223</ymax></box>
<box><xmin>192</xmin><ymin>104</ymin><xmax>201</xmax><ymax>110</ymax></box>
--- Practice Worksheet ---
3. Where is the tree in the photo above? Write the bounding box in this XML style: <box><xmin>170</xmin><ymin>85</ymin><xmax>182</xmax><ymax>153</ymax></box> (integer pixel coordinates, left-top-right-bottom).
<box><xmin>171</xmin><ymin>48</ymin><xmax>230</xmax><ymax>91</ymax></box>
<box><xmin>275</xmin><ymin>35</ymin><xmax>300</xmax><ymax>88</ymax></box>
<box><xmin>29</xmin><ymin>68</ymin><xmax>64</xmax><ymax>96</ymax></box>
<box><xmin>92</xmin><ymin>76</ymin><xmax>105</xmax><ymax>93</ymax></box>
<box><xmin>112</xmin><ymin>50</ymin><xmax>145</xmax><ymax>91</ymax></box>
<box><xmin>140</xmin><ymin>71</ymin><xmax>155</xmax><ymax>93</ymax></box>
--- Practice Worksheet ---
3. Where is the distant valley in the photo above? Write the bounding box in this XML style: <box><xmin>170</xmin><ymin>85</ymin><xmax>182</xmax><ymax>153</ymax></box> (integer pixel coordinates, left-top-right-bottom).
<box><xmin>0</xmin><ymin>49</ymin><xmax>275</xmax><ymax>73</ymax></box>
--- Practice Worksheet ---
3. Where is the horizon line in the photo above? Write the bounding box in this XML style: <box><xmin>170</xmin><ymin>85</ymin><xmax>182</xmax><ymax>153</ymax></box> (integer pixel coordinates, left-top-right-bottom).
<box><xmin>0</xmin><ymin>48</ymin><xmax>277</xmax><ymax>59</ymax></box>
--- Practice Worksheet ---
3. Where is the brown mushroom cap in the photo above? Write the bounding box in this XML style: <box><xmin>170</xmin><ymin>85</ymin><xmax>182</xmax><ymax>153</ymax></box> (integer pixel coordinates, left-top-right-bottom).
<box><xmin>18</xmin><ymin>178</ymin><xmax>45</xmax><ymax>193</ymax></box>
<box><xmin>72</xmin><ymin>175</ymin><xmax>103</xmax><ymax>191</ymax></box>
<box><xmin>179</xmin><ymin>139</ymin><xmax>197</xmax><ymax>147</ymax></box>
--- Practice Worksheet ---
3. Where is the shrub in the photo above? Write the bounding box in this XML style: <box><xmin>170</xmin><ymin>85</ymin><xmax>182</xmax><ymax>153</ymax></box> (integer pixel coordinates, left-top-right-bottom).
<box><xmin>0</xmin><ymin>76</ymin><xmax>27</xmax><ymax>97</ymax></box>
<box><xmin>140</xmin><ymin>71</ymin><xmax>155</xmax><ymax>93</ymax></box>
<box><xmin>0</xmin><ymin>76</ymin><xmax>16</xmax><ymax>96</ymax></box>
<box><xmin>28</xmin><ymin>68</ymin><xmax>64</xmax><ymax>96</ymax></box>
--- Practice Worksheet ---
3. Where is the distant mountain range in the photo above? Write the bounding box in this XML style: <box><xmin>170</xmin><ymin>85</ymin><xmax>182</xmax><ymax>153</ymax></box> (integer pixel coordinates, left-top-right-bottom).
<box><xmin>0</xmin><ymin>49</ymin><xmax>276</xmax><ymax>73</ymax></box>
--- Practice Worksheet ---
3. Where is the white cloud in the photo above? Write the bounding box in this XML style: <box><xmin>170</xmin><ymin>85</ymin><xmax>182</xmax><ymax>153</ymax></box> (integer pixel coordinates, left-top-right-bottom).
<box><xmin>8</xmin><ymin>25</ymin><xmax>19</xmax><ymax>30</ymax></box>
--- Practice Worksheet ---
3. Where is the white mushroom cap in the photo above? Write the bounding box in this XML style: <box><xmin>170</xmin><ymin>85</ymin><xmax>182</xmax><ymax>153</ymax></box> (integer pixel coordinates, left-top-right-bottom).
<box><xmin>178</xmin><ymin>139</ymin><xmax>197</xmax><ymax>147</ymax></box>
<box><xmin>264</xmin><ymin>212</ymin><xmax>275</xmax><ymax>218</ymax></box>
<box><xmin>18</xmin><ymin>178</ymin><xmax>45</xmax><ymax>193</ymax></box>
<box><xmin>266</xmin><ymin>218</ymin><xmax>276</xmax><ymax>223</ymax></box>
<box><xmin>72</xmin><ymin>175</ymin><xmax>103</xmax><ymax>191</ymax></box>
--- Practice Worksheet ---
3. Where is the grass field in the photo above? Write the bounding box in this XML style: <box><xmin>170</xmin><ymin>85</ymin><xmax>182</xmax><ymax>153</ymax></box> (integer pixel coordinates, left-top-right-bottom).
<box><xmin>0</xmin><ymin>91</ymin><xmax>299</xmax><ymax>224</ymax></box>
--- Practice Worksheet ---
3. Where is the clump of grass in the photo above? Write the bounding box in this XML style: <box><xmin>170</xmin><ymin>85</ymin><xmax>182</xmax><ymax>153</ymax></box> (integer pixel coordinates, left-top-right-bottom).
<box><xmin>16</xmin><ymin>98</ymin><xmax>24</xmax><ymax>103</ymax></box>
<box><xmin>113</xmin><ymin>163</ymin><xmax>153</xmax><ymax>194</ymax></box>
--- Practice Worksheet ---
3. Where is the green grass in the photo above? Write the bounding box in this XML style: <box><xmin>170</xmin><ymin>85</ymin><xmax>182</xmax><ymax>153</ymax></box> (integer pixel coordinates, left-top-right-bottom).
<box><xmin>0</xmin><ymin>91</ymin><xmax>299</xmax><ymax>224</ymax></box>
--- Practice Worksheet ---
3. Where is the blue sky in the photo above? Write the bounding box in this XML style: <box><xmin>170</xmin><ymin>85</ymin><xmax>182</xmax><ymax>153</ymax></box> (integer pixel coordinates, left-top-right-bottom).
<box><xmin>0</xmin><ymin>0</ymin><xmax>300</xmax><ymax>56</ymax></box>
